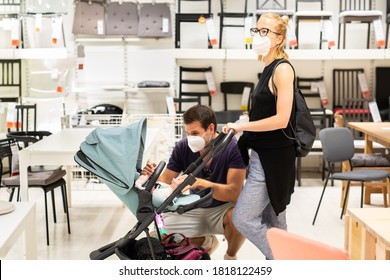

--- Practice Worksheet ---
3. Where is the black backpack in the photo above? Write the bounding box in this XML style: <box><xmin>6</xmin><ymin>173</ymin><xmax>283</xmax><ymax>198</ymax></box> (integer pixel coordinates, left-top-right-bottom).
<box><xmin>271</xmin><ymin>59</ymin><xmax>316</xmax><ymax>157</ymax></box>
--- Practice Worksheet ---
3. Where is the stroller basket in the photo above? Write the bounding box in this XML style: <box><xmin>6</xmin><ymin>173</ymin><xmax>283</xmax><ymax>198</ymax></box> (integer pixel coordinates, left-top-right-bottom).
<box><xmin>74</xmin><ymin>118</ymin><xmax>235</xmax><ymax>260</ymax></box>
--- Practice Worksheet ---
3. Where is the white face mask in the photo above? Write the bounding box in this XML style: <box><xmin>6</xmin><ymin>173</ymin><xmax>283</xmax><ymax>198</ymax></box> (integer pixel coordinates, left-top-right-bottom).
<box><xmin>252</xmin><ymin>35</ymin><xmax>271</xmax><ymax>57</ymax></box>
<box><xmin>187</xmin><ymin>130</ymin><xmax>209</xmax><ymax>153</ymax></box>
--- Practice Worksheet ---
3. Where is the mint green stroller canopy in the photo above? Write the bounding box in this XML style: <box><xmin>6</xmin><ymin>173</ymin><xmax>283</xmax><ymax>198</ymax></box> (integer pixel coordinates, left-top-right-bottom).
<box><xmin>74</xmin><ymin>118</ymin><xmax>146</xmax><ymax>214</ymax></box>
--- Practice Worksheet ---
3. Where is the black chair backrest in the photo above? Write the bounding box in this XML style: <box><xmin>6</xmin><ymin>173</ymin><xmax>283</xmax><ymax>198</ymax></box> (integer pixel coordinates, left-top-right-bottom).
<box><xmin>177</xmin><ymin>0</ymin><xmax>211</xmax><ymax>13</ymax></box>
<box><xmin>0</xmin><ymin>59</ymin><xmax>22</xmax><ymax>103</ymax></box>
<box><xmin>220</xmin><ymin>81</ymin><xmax>255</xmax><ymax>111</ymax></box>
<box><xmin>297</xmin><ymin>76</ymin><xmax>325</xmax><ymax>109</ymax></box>
<box><xmin>179</xmin><ymin>66</ymin><xmax>212</xmax><ymax>112</ymax></box>
<box><xmin>15</xmin><ymin>104</ymin><xmax>37</xmax><ymax>132</ymax></box>
<box><xmin>339</xmin><ymin>0</ymin><xmax>372</xmax><ymax>11</ymax></box>
<box><xmin>332</xmin><ymin>68</ymin><xmax>365</xmax><ymax>111</ymax></box>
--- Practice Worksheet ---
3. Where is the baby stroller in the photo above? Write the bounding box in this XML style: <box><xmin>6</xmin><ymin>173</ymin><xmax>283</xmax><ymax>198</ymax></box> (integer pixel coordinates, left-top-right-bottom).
<box><xmin>74</xmin><ymin>118</ymin><xmax>234</xmax><ymax>260</ymax></box>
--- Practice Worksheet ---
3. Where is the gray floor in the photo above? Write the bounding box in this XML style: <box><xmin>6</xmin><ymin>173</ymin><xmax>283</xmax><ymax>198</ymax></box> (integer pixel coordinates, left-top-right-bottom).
<box><xmin>1</xmin><ymin>171</ymin><xmax>386</xmax><ymax>260</ymax></box>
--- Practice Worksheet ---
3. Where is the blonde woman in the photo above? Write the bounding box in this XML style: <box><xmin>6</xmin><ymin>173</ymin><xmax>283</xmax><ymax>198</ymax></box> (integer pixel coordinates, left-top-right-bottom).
<box><xmin>223</xmin><ymin>13</ymin><xmax>295</xmax><ymax>260</ymax></box>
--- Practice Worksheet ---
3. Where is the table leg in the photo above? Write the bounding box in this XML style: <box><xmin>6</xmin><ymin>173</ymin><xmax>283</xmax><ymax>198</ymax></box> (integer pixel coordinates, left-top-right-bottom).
<box><xmin>25</xmin><ymin>204</ymin><xmax>37</xmax><ymax>260</ymax></box>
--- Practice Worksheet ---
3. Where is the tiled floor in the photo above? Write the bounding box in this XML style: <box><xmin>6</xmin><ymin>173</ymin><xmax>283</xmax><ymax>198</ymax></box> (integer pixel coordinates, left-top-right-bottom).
<box><xmin>1</xmin><ymin>172</ymin><xmax>386</xmax><ymax>260</ymax></box>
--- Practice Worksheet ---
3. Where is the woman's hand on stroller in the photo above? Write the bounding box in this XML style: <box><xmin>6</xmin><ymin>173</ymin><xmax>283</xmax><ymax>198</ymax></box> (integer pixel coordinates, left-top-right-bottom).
<box><xmin>222</xmin><ymin>123</ymin><xmax>241</xmax><ymax>135</ymax></box>
<box><xmin>141</xmin><ymin>161</ymin><xmax>157</xmax><ymax>176</ymax></box>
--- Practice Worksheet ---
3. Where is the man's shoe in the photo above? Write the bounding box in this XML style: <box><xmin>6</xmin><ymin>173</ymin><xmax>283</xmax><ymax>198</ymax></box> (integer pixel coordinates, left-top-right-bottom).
<box><xmin>201</xmin><ymin>235</ymin><xmax>219</xmax><ymax>255</ymax></box>
<box><xmin>224</xmin><ymin>253</ymin><xmax>237</xmax><ymax>260</ymax></box>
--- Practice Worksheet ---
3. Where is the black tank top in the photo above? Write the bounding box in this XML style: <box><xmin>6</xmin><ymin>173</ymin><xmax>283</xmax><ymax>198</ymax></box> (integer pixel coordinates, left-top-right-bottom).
<box><xmin>247</xmin><ymin>59</ymin><xmax>294</xmax><ymax>149</ymax></box>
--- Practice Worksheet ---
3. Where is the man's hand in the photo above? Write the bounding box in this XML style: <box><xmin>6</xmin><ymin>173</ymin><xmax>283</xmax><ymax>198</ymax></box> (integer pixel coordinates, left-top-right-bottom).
<box><xmin>141</xmin><ymin>161</ymin><xmax>157</xmax><ymax>176</ymax></box>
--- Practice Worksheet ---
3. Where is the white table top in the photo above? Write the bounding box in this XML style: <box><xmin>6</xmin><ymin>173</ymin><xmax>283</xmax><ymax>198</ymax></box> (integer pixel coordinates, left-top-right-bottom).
<box><xmin>0</xmin><ymin>201</ymin><xmax>36</xmax><ymax>259</ymax></box>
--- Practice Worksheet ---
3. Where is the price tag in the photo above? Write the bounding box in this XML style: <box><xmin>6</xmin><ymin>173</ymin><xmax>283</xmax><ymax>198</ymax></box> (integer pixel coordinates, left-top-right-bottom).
<box><xmin>373</xmin><ymin>19</ymin><xmax>385</xmax><ymax>48</ymax></box>
<box><xmin>244</xmin><ymin>17</ymin><xmax>253</xmax><ymax>45</ymax></box>
<box><xmin>323</xmin><ymin>19</ymin><xmax>335</xmax><ymax>48</ymax></box>
<box><xmin>11</xmin><ymin>18</ymin><xmax>20</xmax><ymax>46</ymax></box>
<box><xmin>241</xmin><ymin>86</ymin><xmax>251</xmax><ymax>111</ymax></box>
<box><xmin>97</xmin><ymin>20</ymin><xmax>104</xmax><ymax>35</ymax></box>
<box><xmin>357</xmin><ymin>73</ymin><xmax>371</xmax><ymax>98</ymax></box>
<box><xmin>35</xmin><ymin>13</ymin><xmax>42</xmax><ymax>32</ymax></box>
<box><xmin>368</xmin><ymin>101</ymin><xmax>382</xmax><ymax>122</ymax></box>
<box><xmin>206</xmin><ymin>18</ymin><xmax>218</xmax><ymax>47</ymax></box>
<box><xmin>166</xmin><ymin>96</ymin><xmax>176</xmax><ymax>116</ymax></box>
<box><xmin>317</xmin><ymin>81</ymin><xmax>329</xmax><ymax>106</ymax></box>
<box><xmin>162</xmin><ymin>17</ymin><xmax>169</xmax><ymax>33</ymax></box>
<box><xmin>205</xmin><ymin>71</ymin><xmax>217</xmax><ymax>96</ymax></box>
<box><xmin>51</xmin><ymin>17</ymin><xmax>62</xmax><ymax>45</ymax></box>
<box><xmin>287</xmin><ymin>20</ymin><xmax>297</xmax><ymax>48</ymax></box>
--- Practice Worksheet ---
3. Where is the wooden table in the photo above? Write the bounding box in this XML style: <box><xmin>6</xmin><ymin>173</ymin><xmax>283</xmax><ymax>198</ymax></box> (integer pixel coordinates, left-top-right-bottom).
<box><xmin>348</xmin><ymin>122</ymin><xmax>390</xmax><ymax>154</ymax></box>
<box><xmin>347</xmin><ymin>122</ymin><xmax>390</xmax><ymax>206</ymax></box>
<box><xmin>346</xmin><ymin>208</ymin><xmax>390</xmax><ymax>260</ymax></box>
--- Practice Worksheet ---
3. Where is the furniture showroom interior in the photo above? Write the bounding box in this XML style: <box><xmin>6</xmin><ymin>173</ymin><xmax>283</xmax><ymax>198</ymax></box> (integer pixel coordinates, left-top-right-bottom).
<box><xmin>0</xmin><ymin>0</ymin><xmax>389</xmax><ymax>262</ymax></box>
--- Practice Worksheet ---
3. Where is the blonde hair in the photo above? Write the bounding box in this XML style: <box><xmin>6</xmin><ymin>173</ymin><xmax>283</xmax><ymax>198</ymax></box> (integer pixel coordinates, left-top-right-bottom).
<box><xmin>258</xmin><ymin>13</ymin><xmax>289</xmax><ymax>60</ymax></box>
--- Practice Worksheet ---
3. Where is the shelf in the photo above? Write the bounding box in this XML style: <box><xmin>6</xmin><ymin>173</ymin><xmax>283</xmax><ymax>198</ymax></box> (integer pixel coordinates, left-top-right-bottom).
<box><xmin>175</xmin><ymin>48</ymin><xmax>388</xmax><ymax>61</ymax></box>
<box><xmin>0</xmin><ymin>48</ymin><xmax>68</xmax><ymax>59</ymax></box>
<box><xmin>174</xmin><ymin>49</ymin><xmax>226</xmax><ymax>59</ymax></box>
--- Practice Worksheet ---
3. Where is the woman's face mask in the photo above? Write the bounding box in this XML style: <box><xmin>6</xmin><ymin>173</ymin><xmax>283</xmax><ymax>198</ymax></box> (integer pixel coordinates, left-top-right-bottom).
<box><xmin>252</xmin><ymin>35</ymin><xmax>271</xmax><ymax>57</ymax></box>
<box><xmin>187</xmin><ymin>129</ymin><xmax>210</xmax><ymax>153</ymax></box>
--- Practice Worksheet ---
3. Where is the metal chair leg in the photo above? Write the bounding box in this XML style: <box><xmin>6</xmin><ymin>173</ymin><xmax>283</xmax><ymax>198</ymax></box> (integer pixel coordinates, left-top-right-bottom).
<box><xmin>340</xmin><ymin>181</ymin><xmax>351</xmax><ymax>219</ymax></box>
<box><xmin>312</xmin><ymin>173</ymin><xmax>331</xmax><ymax>225</ymax></box>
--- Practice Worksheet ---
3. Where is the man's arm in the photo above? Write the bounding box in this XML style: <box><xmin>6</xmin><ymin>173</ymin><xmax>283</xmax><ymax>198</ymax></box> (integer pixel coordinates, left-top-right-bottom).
<box><xmin>184</xmin><ymin>167</ymin><xmax>246</xmax><ymax>203</ymax></box>
<box><xmin>158</xmin><ymin>168</ymin><xmax>180</xmax><ymax>185</ymax></box>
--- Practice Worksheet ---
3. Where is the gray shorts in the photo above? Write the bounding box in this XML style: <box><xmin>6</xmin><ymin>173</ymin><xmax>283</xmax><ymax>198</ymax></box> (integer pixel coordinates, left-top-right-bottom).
<box><xmin>163</xmin><ymin>203</ymin><xmax>234</xmax><ymax>238</ymax></box>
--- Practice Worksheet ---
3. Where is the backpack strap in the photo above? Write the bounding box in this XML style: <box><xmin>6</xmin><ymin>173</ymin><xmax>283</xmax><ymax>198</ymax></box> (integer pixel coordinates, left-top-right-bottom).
<box><xmin>270</xmin><ymin>59</ymin><xmax>299</xmax><ymax>144</ymax></box>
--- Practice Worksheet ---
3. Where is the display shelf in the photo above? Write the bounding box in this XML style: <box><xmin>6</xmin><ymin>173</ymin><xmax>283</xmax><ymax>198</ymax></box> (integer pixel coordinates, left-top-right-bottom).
<box><xmin>174</xmin><ymin>49</ymin><xmax>226</xmax><ymax>59</ymax></box>
<box><xmin>175</xmin><ymin>48</ymin><xmax>388</xmax><ymax>61</ymax></box>
<box><xmin>0</xmin><ymin>48</ymin><xmax>68</xmax><ymax>59</ymax></box>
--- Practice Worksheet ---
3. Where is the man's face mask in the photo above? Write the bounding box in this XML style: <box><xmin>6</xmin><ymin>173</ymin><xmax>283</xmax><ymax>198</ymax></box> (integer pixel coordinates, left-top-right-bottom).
<box><xmin>187</xmin><ymin>128</ymin><xmax>210</xmax><ymax>153</ymax></box>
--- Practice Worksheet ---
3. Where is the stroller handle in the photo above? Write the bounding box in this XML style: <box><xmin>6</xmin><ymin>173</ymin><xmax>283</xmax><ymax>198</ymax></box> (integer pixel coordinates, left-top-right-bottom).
<box><xmin>145</xmin><ymin>161</ymin><xmax>166</xmax><ymax>192</ymax></box>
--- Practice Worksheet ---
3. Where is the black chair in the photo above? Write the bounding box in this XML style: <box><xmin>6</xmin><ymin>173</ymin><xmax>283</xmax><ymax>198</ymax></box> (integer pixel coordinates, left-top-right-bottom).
<box><xmin>294</xmin><ymin>0</ymin><xmax>333</xmax><ymax>49</ymax></box>
<box><xmin>312</xmin><ymin>127</ymin><xmax>390</xmax><ymax>225</ymax></box>
<box><xmin>0</xmin><ymin>138</ymin><xmax>70</xmax><ymax>245</ymax></box>
<box><xmin>14</xmin><ymin>104</ymin><xmax>38</xmax><ymax>132</ymax></box>
<box><xmin>175</xmin><ymin>0</ymin><xmax>213</xmax><ymax>48</ymax></box>
<box><xmin>217</xmin><ymin>0</ymin><xmax>253</xmax><ymax>49</ymax></box>
<box><xmin>220</xmin><ymin>81</ymin><xmax>254</xmax><ymax>111</ymax></box>
<box><xmin>375</xmin><ymin>67</ymin><xmax>390</xmax><ymax>121</ymax></box>
<box><xmin>178</xmin><ymin>66</ymin><xmax>213</xmax><ymax>112</ymax></box>
<box><xmin>338</xmin><ymin>0</ymin><xmax>383</xmax><ymax>49</ymax></box>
